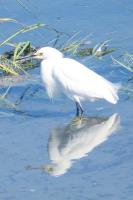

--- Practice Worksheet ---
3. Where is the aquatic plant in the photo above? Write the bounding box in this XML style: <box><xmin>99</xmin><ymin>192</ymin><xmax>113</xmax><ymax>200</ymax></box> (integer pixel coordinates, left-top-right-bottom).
<box><xmin>112</xmin><ymin>53</ymin><xmax>133</xmax><ymax>73</ymax></box>
<box><xmin>61</xmin><ymin>38</ymin><xmax>115</xmax><ymax>58</ymax></box>
<box><xmin>0</xmin><ymin>21</ymin><xmax>45</xmax><ymax>76</ymax></box>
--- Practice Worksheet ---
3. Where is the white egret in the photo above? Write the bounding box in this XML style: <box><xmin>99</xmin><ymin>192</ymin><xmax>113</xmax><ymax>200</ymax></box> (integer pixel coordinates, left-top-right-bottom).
<box><xmin>25</xmin><ymin>47</ymin><xmax>119</xmax><ymax>116</ymax></box>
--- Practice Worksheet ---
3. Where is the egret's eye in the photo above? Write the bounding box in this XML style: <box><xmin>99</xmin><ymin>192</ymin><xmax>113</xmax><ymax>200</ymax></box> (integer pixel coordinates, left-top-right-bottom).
<box><xmin>39</xmin><ymin>52</ymin><xmax>43</xmax><ymax>56</ymax></box>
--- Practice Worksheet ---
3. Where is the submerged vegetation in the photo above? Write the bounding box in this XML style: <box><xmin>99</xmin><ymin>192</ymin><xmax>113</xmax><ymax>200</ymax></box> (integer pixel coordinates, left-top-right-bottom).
<box><xmin>112</xmin><ymin>53</ymin><xmax>133</xmax><ymax>73</ymax></box>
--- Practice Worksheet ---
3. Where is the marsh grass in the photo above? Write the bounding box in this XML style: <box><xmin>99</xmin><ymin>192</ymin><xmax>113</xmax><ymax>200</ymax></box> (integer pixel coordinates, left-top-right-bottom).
<box><xmin>61</xmin><ymin>37</ymin><xmax>115</xmax><ymax>58</ymax></box>
<box><xmin>0</xmin><ymin>20</ymin><xmax>44</xmax><ymax>108</ymax></box>
<box><xmin>0</xmin><ymin>41</ymin><xmax>37</xmax><ymax>76</ymax></box>
<box><xmin>0</xmin><ymin>86</ymin><xmax>17</xmax><ymax>109</ymax></box>
<box><xmin>112</xmin><ymin>53</ymin><xmax>133</xmax><ymax>73</ymax></box>
<box><xmin>0</xmin><ymin>23</ymin><xmax>45</xmax><ymax>47</ymax></box>
<box><xmin>0</xmin><ymin>18</ymin><xmax>18</xmax><ymax>23</ymax></box>
<box><xmin>0</xmin><ymin>22</ymin><xmax>43</xmax><ymax>77</ymax></box>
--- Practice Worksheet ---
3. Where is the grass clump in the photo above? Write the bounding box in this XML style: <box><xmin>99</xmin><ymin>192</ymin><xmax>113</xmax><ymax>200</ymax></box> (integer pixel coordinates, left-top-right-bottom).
<box><xmin>0</xmin><ymin>41</ymin><xmax>37</xmax><ymax>76</ymax></box>
<box><xmin>0</xmin><ymin>22</ymin><xmax>45</xmax><ymax>76</ymax></box>
<box><xmin>61</xmin><ymin>38</ymin><xmax>115</xmax><ymax>58</ymax></box>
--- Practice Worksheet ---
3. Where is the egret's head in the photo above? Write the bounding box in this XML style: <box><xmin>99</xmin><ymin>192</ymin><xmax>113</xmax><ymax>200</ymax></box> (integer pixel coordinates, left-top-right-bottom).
<box><xmin>34</xmin><ymin>47</ymin><xmax>63</xmax><ymax>60</ymax></box>
<box><xmin>42</xmin><ymin>160</ymin><xmax>71</xmax><ymax>177</ymax></box>
<box><xmin>17</xmin><ymin>46</ymin><xmax>63</xmax><ymax>61</ymax></box>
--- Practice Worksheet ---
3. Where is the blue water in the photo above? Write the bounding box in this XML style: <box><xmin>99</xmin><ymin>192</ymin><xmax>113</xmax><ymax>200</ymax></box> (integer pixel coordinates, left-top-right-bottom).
<box><xmin>0</xmin><ymin>0</ymin><xmax>133</xmax><ymax>200</ymax></box>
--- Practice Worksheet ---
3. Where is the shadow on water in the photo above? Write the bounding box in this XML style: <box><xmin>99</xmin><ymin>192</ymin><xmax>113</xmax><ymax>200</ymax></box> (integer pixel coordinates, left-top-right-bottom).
<box><xmin>0</xmin><ymin>108</ymin><xmax>69</xmax><ymax>118</ymax></box>
<box><xmin>27</xmin><ymin>113</ymin><xmax>120</xmax><ymax>177</ymax></box>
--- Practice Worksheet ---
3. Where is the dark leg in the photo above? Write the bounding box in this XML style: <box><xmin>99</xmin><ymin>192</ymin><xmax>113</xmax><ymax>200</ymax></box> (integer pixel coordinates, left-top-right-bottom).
<box><xmin>76</xmin><ymin>102</ymin><xmax>80</xmax><ymax>117</ymax></box>
<box><xmin>75</xmin><ymin>101</ymin><xmax>84</xmax><ymax>117</ymax></box>
<box><xmin>79</xmin><ymin>104</ymin><xmax>84</xmax><ymax>117</ymax></box>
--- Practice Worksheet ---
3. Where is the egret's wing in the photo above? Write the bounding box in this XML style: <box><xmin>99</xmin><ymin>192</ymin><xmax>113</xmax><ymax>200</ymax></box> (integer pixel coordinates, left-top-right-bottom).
<box><xmin>53</xmin><ymin>58</ymin><xmax>118</xmax><ymax>103</ymax></box>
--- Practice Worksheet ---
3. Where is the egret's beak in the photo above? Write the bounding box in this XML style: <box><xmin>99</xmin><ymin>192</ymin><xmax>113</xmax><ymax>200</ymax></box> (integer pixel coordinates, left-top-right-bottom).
<box><xmin>16</xmin><ymin>53</ymin><xmax>36</xmax><ymax>61</ymax></box>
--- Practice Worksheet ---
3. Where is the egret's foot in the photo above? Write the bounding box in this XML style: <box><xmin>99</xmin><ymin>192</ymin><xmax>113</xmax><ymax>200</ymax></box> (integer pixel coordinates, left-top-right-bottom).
<box><xmin>72</xmin><ymin>116</ymin><xmax>83</xmax><ymax>125</ymax></box>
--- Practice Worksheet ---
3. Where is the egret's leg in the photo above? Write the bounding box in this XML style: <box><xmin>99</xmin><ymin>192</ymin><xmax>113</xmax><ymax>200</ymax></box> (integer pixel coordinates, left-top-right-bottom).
<box><xmin>76</xmin><ymin>102</ymin><xmax>80</xmax><ymax>117</ymax></box>
<box><xmin>75</xmin><ymin>101</ymin><xmax>84</xmax><ymax>117</ymax></box>
<box><xmin>79</xmin><ymin>103</ymin><xmax>84</xmax><ymax>117</ymax></box>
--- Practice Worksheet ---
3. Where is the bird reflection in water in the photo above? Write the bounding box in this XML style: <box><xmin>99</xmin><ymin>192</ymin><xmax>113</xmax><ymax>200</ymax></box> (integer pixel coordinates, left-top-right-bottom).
<box><xmin>42</xmin><ymin>113</ymin><xmax>120</xmax><ymax>176</ymax></box>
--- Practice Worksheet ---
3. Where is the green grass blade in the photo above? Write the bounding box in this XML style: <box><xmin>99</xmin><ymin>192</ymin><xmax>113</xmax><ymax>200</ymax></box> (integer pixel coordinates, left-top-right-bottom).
<box><xmin>0</xmin><ymin>18</ymin><xmax>18</xmax><ymax>23</ymax></box>
<box><xmin>13</xmin><ymin>43</ymin><xmax>22</xmax><ymax>61</ymax></box>
<box><xmin>112</xmin><ymin>56</ymin><xmax>133</xmax><ymax>72</ymax></box>
<box><xmin>0</xmin><ymin>64</ymin><xmax>19</xmax><ymax>76</ymax></box>
<box><xmin>16</xmin><ymin>41</ymin><xmax>30</xmax><ymax>58</ymax></box>
<box><xmin>0</xmin><ymin>23</ymin><xmax>45</xmax><ymax>47</ymax></box>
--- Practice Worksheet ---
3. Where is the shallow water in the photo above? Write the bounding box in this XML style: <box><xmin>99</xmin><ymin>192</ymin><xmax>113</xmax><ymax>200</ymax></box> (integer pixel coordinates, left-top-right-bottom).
<box><xmin>0</xmin><ymin>1</ymin><xmax>133</xmax><ymax>200</ymax></box>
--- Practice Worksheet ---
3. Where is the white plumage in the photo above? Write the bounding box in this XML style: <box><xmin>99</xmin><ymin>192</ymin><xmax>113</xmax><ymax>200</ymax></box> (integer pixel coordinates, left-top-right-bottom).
<box><xmin>34</xmin><ymin>47</ymin><xmax>119</xmax><ymax>116</ymax></box>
